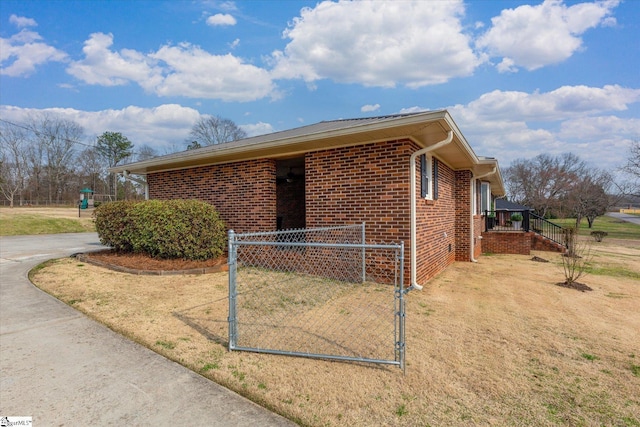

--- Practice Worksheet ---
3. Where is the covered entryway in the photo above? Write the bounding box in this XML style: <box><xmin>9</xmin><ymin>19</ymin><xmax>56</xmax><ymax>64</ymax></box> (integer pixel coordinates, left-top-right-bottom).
<box><xmin>276</xmin><ymin>157</ymin><xmax>305</xmax><ymax>230</ymax></box>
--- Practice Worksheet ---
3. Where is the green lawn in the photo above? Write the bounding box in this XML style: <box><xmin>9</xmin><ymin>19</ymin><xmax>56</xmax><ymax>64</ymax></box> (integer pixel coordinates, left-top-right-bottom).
<box><xmin>551</xmin><ymin>215</ymin><xmax>640</xmax><ymax>240</ymax></box>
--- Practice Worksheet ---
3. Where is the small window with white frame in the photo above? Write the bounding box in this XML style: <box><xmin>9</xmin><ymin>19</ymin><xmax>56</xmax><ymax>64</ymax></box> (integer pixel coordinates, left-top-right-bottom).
<box><xmin>473</xmin><ymin>180</ymin><xmax>480</xmax><ymax>215</ymax></box>
<box><xmin>420</xmin><ymin>154</ymin><xmax>433</xmax><ymax>200</ymax></box>
<box><xmin>480</xmin><ymin>181</ymin><xmax>491</xmax><ymax>215</ymax></box>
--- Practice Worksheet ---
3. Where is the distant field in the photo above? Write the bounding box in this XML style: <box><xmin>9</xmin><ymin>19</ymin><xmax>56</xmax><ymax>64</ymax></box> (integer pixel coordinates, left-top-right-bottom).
<box><xmin>0</xmin><ymin>207</ymin><xmax>95</xmax><ymax>236</ymax></box>
<box><xmin>552</xmin><ymin>215</ymin><xmax>640</xmax><ymax>240</ymax></box>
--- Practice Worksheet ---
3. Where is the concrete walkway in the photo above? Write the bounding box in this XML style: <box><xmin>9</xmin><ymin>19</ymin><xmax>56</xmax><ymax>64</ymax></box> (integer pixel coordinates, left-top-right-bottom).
<box><xmin>0</xmin><ymin>233</ymin><xmax>296</xmax><ymax>426</ymax></box>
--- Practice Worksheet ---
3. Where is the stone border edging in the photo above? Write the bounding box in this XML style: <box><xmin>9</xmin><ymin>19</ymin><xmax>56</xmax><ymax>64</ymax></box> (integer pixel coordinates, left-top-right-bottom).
<box><xmin>75</xmin><ymin>253</ymin><xmax>229</xmax><ymax>276</ymax></box>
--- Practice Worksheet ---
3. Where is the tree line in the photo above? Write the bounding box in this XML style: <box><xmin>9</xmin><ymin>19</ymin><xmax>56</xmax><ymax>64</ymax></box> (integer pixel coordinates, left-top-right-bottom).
<box><xmin>0</xmin><ymin>113</ymin><xmax>246</xmax><ymax>207</ymax></box>
<box><xmin>1</xmin><ymin>111</ymin><xmax>638</xmax><ymax>221</ymax></box>
<box><xmin>503</xmin><ymin>145</ymin><xmax>640</xmax><ymax>228</ymax></box>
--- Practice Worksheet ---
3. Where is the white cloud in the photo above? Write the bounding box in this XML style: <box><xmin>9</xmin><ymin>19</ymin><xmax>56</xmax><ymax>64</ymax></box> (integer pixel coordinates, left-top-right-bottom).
<box><xmin>67</xmin><ymin>33</ymin><xmax>162</xmax><ymax>88</ymax></box>
<box><xmin>217</xmin><ymin>1</ymin><xmax>238</xmax><ymax>12</ymax></box>
<box><xmin>241</xmin><ymin>121</ymin><xmax>275</xmax><ymax>137</ymax></box>
<box><xmin>559</xmin><ymin>115</ymin><xmax>640</xmax><ymax>141</ymax></box>
<box><xmin>399</xmin><ymin>106</ymin><xmax>430</xmax><ymax>114</ymax></box>
<box><xmin>465</xmin><ymin>85</ymin><xmax>640</xmax><ymax>121</ymax></box>
<box><xmin>361</xmin><ymin>104</ymin><xmax>380</xmax><ymax>113</ymax></box>
<box><xmin>1</xmin><ymin>103</ymin><xmax>279</xmax><ymax>153</ymax></box>
<box><xmin>442</xmin><ymin>84</ymin><xmax>639</xmax><ymax>171</ymax></box>
<box><xmin>477</xmin><ymin>0</ymin><xmax>620</xmax><ymax>72</ymax></box>
<box><xmin>66</xmin><ymin>33</ymin><xmax>276</xmax><ymax>102</ymax></box>
<box><xmin>0</xmin><ymin>29</ymin><xmax>68</xmax><ymax>77</ymax></box>
<box><xmin>9</xmin><ymin>14</ymin><xmax>37</xmax><ymax>28</ymax></box>
<box><xmin>270</xmin><ymin>0</ymin><xmax>480</xmax><ymax>88</ymax></box>
<box><xmin>0</xmin><ymin>104</ymin><xmax>202</xmax><ymax>152</ymax></box>
<box><xmin>558</xmin><ymin>115</ymin><xmax>640</xmax><ymax>163</ymax></box>
<box><xmin>496</xmin><ymin>57</ymin><xmax>517</xmax><ymax>74</ymax></box>
<box><xmin>206</xmin><ymin>13</ymin><xmax>237</xmax><ymax>26</ymax></box>
<box><xmin>150</xmin><ymin>43</ymin><xmax>275</xmax><ymax>101</ymax></box>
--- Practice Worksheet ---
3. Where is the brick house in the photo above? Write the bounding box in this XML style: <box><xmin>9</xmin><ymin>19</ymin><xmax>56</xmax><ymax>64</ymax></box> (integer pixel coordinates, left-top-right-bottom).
<box><xmin>112</xmin><ymin>110</ymin><xmax>504</xmax><ymax>287</ymax></box>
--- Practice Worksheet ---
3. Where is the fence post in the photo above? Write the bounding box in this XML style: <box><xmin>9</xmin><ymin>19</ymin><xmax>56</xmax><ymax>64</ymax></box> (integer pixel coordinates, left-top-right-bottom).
<box><xmin>228</xmin><ymin>230</ymin><xmax>238</xmax><ymax>350</ymax></box>
<box><xmin>398</xmin><ymin>241</ymin><xmax>406</xmax><ymax>372</ymax></box>
<box><xmin>361</xmin><ymin>222</ymin><xmax>366</xmax><ymax>283</ymax></box>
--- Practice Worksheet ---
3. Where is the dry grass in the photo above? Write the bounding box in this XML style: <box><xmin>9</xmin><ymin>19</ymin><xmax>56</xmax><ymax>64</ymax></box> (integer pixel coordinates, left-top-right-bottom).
<box><xmin>0</xmin><ymin>206</ymin><xmax>92</xmax><ymax>219</ymax></box>
<box><xmin>31</xmin><ymin>239</ymin><xmax>640</xmax><ymax>426</ymax></box>
<box><xmin>0</xmin><ymin>206</ymin><xmax>95</xmax><ymax>235</ymax></box>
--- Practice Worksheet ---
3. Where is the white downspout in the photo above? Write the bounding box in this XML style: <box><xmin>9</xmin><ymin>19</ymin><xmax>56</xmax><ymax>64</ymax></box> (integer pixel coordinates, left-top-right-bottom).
<box><xmin>470</xmin><ymin>167</ymin><xmax>496</xmax><ymax>262</ymax></box>
<box><xmin>123</xmin><ymin>171</ymin><xmax>149</xmax><ymax>200</ymax></box>
<box><xmin>409</xmin><ymin>131</ymin><xmax>453</xmax><ymax>291</ymax></box>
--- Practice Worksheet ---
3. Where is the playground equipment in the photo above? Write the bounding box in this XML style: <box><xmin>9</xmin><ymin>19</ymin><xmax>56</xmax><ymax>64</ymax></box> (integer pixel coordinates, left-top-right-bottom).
<box><xmin>79</xmin><ymin>188</ymin><xmax>94</xmax><ymax>209</ymax></box>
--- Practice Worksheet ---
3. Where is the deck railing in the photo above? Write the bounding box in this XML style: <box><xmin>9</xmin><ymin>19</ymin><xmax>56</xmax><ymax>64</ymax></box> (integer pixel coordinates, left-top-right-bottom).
<box><xmin>485</xmin><ymin>210</ymin><xmax>566</xmax><ymax>247</ymax></box>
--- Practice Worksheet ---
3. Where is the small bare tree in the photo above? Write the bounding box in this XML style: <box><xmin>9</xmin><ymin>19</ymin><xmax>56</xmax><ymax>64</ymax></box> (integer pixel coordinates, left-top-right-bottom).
<box><xmin>560</xmin><ymin>227</ymin><xmax>592</xmax><ymax>289</ymax></box>
<box><xmin>620</xmin><ymin>140</ymin><xmax>640</xmax><ymax>198</ymax></box>
<box><xmin>566</xmin><ymin>169</ymin><xmax>612</xmax><ymax>229</ymax></box>
<box><xmin>0</xmin><ymin>123</ymin><xmax>28</xmax><ymax>207</ymax></box>
<box><xmin>27</xmin><ymin>113</ymin><xmax>83</xmax><ymax>204</ymax></box>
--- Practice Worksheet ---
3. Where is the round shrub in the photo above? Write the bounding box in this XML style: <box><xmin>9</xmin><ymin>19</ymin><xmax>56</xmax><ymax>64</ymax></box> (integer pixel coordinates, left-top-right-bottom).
<box><xmin>94</xmin><ymin>199</ymin><xmax>227</xmax><ymax>260</ymax></box>
<box><xmin>93</xmin><ymin>200</ymin><xmax>137</xmax><ymax>252</ymax></box>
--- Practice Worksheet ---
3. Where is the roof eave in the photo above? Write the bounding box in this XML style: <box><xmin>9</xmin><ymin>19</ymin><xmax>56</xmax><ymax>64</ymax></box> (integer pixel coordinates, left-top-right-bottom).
<box><xmin>110</xmin><ymin>110</ymin><xmax>453</xmax><ymax>175</ymax></box>
<box><xmin>109</xmin><ymin>110</ymin><xmax>505</xmax><ymax>197</ymax></box>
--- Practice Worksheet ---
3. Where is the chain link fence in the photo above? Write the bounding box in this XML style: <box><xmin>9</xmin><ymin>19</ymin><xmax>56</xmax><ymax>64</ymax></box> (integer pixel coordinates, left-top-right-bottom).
<box><xmin>228</xmin><ymin>224</ymin><xmax>406</xmax><ymax>369</ymax></box>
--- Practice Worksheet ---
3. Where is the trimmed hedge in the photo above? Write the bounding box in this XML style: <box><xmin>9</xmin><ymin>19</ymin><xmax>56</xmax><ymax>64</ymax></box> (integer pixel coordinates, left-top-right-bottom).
<box><xmin>94</xmin><ymin>199</ymin><xmax>226</xmax><ymax>260</ymax></box>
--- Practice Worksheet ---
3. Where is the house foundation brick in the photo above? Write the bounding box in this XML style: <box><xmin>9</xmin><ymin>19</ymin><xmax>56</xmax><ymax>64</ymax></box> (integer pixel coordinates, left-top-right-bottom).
<box><xmin>481</xmin><ymin>231</ymin><xmax>532</xmax><ymax>255</ymax></box>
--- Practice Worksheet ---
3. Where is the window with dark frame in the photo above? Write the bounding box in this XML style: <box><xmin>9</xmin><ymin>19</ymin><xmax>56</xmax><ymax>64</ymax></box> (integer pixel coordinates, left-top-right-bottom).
<box><xmin>421</xmin><ymin>154</ymin><xmax>438</xmax><ymax>200</ymax></box>
<box><xmin>420</xmin><ymin>154</ymin><xmax>428</xmax><ymax>199</ymax></box>
<box><xmin>433</xmin><ymin>158</ymin><xmax>439</xmax><ymax>200</ymax></box>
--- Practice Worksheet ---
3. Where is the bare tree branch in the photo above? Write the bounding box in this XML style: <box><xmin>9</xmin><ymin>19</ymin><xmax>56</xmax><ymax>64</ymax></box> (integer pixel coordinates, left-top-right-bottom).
<box><xmin>187</xmin><ymin>115</ymin><xmax>247</xmax><ymax>147</ymax></box>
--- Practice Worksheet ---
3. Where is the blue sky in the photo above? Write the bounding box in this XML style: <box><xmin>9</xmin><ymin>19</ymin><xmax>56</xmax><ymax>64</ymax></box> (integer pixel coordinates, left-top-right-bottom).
<box><xmin>1</xmin><ymin>0</ymin><xmax>638</xmax><ymax>174</ymax></box>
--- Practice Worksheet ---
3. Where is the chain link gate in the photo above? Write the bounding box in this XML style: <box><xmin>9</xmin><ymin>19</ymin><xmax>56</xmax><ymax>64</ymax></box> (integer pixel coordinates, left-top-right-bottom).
<box><xmin>227</xmin><ymin>224</ymin><xmax>406</xmax><ymax>370</ymax></box>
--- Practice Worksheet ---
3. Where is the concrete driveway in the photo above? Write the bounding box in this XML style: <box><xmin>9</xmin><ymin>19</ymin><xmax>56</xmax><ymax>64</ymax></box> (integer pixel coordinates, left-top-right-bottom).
<box><xmin>0</xmin><ymin>233</ymin><xmax>295</xmax><ymax>426</ymax></box>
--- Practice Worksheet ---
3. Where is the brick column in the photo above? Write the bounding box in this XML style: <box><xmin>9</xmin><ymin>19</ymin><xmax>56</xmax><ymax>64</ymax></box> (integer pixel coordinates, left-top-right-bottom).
<box><xmin>454</xmin><ymin>170</ymin><xmax>472</xmax><ymax>261</ymax></box>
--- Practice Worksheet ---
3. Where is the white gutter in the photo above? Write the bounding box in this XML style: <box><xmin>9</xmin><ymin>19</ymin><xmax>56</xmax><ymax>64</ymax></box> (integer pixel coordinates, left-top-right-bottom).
<box><xmin>409</xmin><ymin>131</ymin><xmax>453</xmax><ymax>291</ymax></box>
<box><xmin>470</xmin><ymin>167</ymin><xmax>496</xmax><ymax>262</ymax></box>
<box><xmin>123</xmin><ymin>170</ymin><xmax>149</xmax><ymax>200</ymax></box>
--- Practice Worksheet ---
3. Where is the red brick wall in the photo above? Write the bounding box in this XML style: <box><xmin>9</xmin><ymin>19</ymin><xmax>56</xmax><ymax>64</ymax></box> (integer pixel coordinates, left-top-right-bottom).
<box><xmin>305</xmin><ymin>140</ymin><xmax>412</xmax><ymax>244</ymax></box>
<box><xmin>276</xmin><ymin>178</ymin><xmax>306</xmax><ymax>230</ymax></box>
<box><xmin>147</xmin><ymin>159</ymin><xmax>276</xmax><ymax>233</ymax></box>
<box><xmin>147</xmin><ymin>140</ymin><xmax>477</xmax><ymax>284</ymax></box>
<box><xmin>306</xmin><ymin>140</ymin><xmax>468</xmax><ymax>284</ymax></box>
<box><xmin>481</xmin><ymin>231</ymin><xmax>532</xmax><ymax>255</ymax></box>
<box><xmin>531</xmin><ymin>234</ymin><xmax>566</xmax><ymax>253</ymax></box>
<box><xmin>454</xmin><ymin>170</ymin><xmax>472</xmax><ymax>262</ymax></box>
<box><xmin>414</xmin><ymin>157</ymin><xmax>457</xmax><ymax>282</ymax></box>
<box><xmin>474</xmin><ymin>215</ymin><xmax>484</xmax><ymax>258</ymax></box>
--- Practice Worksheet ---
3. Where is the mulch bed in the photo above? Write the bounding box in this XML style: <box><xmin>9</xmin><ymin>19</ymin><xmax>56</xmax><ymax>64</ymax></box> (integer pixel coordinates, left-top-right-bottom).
<box><xmin>531</xmin><ymin>256</ymin><xmax>549</xmax><ymax>263</ymax></box>
<box><xmin>555</xmin><ymin>281</ymin><xmax>593</xmax><ymax>292</ymax></box>
<box><xmin>78</xmin><ymin>249</ymin><xmax>228</xmax><ymax>275</ymax></box>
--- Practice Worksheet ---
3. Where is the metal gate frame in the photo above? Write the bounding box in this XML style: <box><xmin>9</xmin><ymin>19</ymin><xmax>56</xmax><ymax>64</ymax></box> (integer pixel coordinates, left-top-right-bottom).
<box><xmin>227</xmin><ymin>224</ymin><xmax>406</xmax><ymax>370</ymax></box>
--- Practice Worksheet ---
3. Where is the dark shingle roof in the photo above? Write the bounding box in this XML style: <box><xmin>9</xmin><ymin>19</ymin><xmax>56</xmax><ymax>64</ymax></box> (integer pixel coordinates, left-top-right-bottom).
<box><xmin>495</xmin><ymin>199</ymin><xmax>532</xmax><ymax>211</ymax></box>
